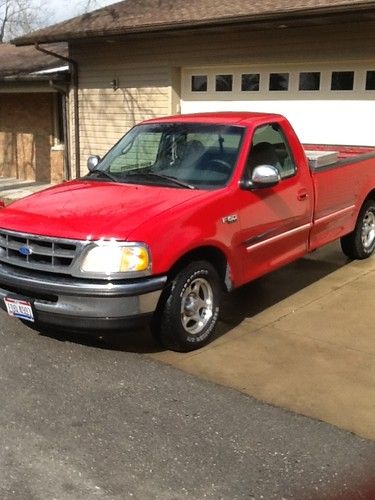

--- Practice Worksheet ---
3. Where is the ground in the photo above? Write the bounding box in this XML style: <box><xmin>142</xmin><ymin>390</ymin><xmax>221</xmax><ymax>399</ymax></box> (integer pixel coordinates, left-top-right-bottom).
<box><xmin>151</xmin><ymin>241</ymin><xmax>375</xmax><ymax>441</ymax></box>
<box><xmin>0</xmin><ymin>242</ymin><xmax>374</xmax><ymax>499</ymax></box>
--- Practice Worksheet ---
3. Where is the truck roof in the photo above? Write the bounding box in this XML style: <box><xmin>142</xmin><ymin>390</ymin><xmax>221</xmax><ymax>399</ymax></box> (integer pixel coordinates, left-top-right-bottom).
<box><xmin>143</xmin><ymin>111</ymin><xmax>284</xmax><ymax>126</ymax></box>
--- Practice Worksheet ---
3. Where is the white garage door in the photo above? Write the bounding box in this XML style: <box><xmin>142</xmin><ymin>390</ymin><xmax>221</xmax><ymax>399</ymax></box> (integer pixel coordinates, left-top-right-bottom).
<box><xmin>181</xmin><ymin>64</ymin><xmax>375</xmax><ymax>146</ymax></box>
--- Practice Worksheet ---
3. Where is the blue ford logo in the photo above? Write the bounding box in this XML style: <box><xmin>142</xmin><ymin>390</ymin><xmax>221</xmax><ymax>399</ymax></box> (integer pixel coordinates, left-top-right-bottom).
<box><xmin>19</xmin><ymin>246</ymin><xmax>33</xmax><ymax>256</ymax></box>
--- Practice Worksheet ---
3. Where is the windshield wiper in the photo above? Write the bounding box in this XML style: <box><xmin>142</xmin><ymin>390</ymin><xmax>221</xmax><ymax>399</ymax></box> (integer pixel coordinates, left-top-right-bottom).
<box><xmin>86</xmin><ymin>170</ymin><xmax>119</xmax><ymax>183</ymax></box>
<box><xmin>146</xmin><ymin>173</ymin><xmax>196</xmax><ymax>190</ymax></box>
<box><xmin>125</xmin><ymin>171</ymin><xmax>196</xmax><ymax>190</ymax></box>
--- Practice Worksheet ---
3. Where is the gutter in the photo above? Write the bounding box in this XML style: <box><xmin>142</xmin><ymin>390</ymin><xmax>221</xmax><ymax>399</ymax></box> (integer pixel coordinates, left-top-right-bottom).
<box><xmin>0</xmin><ymin>72</ymin><xmax>69</xmax><ymax>83</ymax></box>
<box><xmin>34</xmin><ymin>43</ymin><xmax>80</xmax><ymax>180</ymax></box>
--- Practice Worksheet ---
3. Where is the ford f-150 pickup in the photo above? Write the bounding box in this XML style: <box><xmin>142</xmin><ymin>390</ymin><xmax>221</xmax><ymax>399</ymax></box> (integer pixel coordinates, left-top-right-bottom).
<box><xmin>0</xmin><ymin>112</ymin><xmax>374</xmax><ymax>351</ymax></box>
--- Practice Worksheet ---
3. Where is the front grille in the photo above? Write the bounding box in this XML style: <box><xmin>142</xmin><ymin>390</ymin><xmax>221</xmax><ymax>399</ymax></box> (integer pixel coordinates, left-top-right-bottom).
<box><xmin>0</xmin><ymin>229</ymin><xmax>84</xmax><ymax>275</ymax></box>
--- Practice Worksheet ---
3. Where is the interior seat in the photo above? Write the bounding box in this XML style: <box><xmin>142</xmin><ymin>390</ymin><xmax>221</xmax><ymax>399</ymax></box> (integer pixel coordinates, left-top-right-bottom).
<box><xmin>248</xmin><ymin>141</ymin><xmax>281</xmax><ymax>170</ymax></box>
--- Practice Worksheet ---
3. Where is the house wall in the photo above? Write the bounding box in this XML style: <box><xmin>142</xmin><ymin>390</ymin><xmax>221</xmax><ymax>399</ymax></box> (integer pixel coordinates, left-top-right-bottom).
<box><xmin>0</xmin><ymin>92</ymin><xmax>64</xmax><ymax>183</ymax></box>
<box><xmin>70</xmin><ymin>20</ymin><xmax>375</xmax><ymax>175</ymax></box>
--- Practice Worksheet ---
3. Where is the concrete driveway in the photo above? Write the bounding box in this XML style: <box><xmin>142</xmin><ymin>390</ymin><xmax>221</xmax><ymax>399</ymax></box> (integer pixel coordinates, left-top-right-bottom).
<box><xmin>149</xmin><ymin>242</ymin><xmax>375</xmax><ymax>441</ymax></box>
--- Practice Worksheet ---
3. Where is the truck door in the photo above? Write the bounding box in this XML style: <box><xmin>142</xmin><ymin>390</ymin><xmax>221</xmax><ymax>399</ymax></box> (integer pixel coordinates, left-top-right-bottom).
<box><xmin>236</xmin><ymin>123</ymin><xmax>314</xmax><ymax>284</ymax></box>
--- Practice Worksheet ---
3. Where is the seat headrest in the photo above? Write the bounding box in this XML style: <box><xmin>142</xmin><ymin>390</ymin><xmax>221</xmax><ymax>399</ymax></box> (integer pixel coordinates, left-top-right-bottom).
<box><xmin>249</xmin><ymin>142</ymin><xmax>280</xmax><ymax>168</ymax></box>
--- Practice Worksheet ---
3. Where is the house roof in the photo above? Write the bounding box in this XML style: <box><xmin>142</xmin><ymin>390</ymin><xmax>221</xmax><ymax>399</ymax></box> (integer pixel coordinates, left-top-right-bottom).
<box><xmin>13</xmin><ymin>0</ymin><xmax>375</xmax><ymax>46</ymax></box>
<box><xmin>0</xmin><ymin>43</ymin><xmax>68</xmax><ymax>77</ymax></box>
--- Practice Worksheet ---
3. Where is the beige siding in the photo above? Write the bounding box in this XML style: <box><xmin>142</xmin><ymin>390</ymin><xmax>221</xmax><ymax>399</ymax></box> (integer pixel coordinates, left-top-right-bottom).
<box><xmin>70</xmin><ymin>20</ymin><xmax>375</xmax><ymax>175</ymax></box>
<box><xmin>69</xmin><ymin>60</ymin><xmax>171</xmax><ymax>174</ymax></box>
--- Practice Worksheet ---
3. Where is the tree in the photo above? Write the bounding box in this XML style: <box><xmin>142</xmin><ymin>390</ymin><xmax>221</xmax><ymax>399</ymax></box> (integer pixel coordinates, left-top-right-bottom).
<box><xmin>0</xmin><ymin>0</ymin><xmax>51</xmax><ymax>42</ymax></box>
<box><xmin>80</xmin><ymin>0</ymin><xmax>99</xmax><ymax>12</ymax></box>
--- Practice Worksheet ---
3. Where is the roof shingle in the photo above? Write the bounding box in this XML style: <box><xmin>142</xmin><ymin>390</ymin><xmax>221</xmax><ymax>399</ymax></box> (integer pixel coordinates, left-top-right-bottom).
<box><xmin>13</xmin><ymin>0</ymin><xmax>375</xmax><ymax>46</ymax></box>
<box><xmin>0</xmin><ymin>43</ymin><xmax>68</xmax><ymax>76</ymax></box>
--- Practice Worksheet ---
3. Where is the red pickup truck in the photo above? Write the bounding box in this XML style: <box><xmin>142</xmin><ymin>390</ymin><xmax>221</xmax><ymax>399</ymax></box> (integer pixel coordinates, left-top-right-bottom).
<box><xmin>0</xmin><ymin>112</ymin><xmax>374</xmax><ymax>351</ymax></box>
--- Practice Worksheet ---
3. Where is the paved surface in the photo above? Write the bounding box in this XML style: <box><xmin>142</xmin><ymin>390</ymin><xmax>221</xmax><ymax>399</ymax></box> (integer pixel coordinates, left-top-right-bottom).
<box><xmin>0</xmin><ymin>315</ymin><xmax>375</xmax><ymax>499</ymax></box>
<box><xmin>0</xmin><ymin>177</ymin><xmax>53</xmax><ymax>204</ymax></box>
<box><xmin>151</xmin><ymin>242</ymin><xmax>375</xmax><ymax>441</ymax></box>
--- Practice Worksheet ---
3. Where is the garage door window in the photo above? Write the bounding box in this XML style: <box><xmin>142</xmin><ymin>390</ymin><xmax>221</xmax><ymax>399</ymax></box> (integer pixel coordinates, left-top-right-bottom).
<box><xmin>241</xmin><ymin>74</ymin><xmax>260</xmax><ymax>91</ymax></box>
<box><xmin>192</xmin><ymin>75</ymin><xmax>207</xmax><ymax>92</ymax></box>
<box><xmin>331</xmin><ymin>71</ymin><xmax>354</xmax><ymax>91</ymax></box>
<box><xmin>247</xmin><ymin>124</ymin><xmax>296</xmax><ymax>179</ymax></box>
<box><xmin>269</xmin><ymin>73</ymin><xmax>289</xmax><ymax>91</ymax></box>
<box><xmin>299</xmin><ymin>72</ymin><xmax>320</xmax><ymax>91</ymax></box>
<box><xmin>366</xmin><ymin>71</ymin><xmax>375</xmax><ymax>90</ymax></box>
<box><xmin>216</xmin><ymin>74</ymin><xmax>233</xmax><ymax>92</ymax></box>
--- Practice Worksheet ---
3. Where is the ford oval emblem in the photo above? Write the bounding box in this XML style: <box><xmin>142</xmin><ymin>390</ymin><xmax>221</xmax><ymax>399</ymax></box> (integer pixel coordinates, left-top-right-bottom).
<box><xmin>19</xmin><ymin>245</ymin><xmax>33</xmax><ymax>256</ymax></box>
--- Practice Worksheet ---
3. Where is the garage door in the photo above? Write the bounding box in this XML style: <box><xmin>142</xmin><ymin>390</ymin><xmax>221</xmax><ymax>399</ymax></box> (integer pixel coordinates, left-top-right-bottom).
<box><xmin>181</xmin><ymin>64</ymin><xmax>375</xmax><ymax>146</ymax></box>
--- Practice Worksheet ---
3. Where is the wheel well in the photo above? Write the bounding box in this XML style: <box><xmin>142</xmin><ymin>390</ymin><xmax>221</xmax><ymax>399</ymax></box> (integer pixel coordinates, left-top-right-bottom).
<box><xmin>365</xmin><ymin>189</ymin><xmax>375</xmax><ymax>203</ymax></box>
<box><xmin>168</xmin><ymin>246</ymin><xmax>230</xmax><ymax>290</ymax></box>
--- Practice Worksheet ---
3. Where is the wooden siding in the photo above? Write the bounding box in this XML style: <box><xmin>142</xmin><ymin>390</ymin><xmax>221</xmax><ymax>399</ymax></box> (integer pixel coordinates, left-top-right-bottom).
<box><xmin>70</xmin><ymin>20</ymin><xmax>375</xmax><ymax>174</ymax></box>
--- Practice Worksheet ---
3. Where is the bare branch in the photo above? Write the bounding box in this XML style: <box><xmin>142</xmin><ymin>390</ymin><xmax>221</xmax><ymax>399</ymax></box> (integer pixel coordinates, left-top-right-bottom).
<box><xmin>0</xmin><ymin>0</ymin><xmax>52</xmax><ymax>42</ymax></box>
<box><xmin>0</xmin><ymin>0</ymin><xmax>114</xmax><ymax>42</ymax></box>
<box><xmin>79</xmin><ymin>0</ymin><xmax>113</xmax><ymax>14</ymax></box>
<box><xmin>80</xmin><ymin>0</ymin><xmax>100</xmax><ymax>13</ymax></box>
<box><xmin>0</xmin><ymin>2</ymin><xmax>10</xmax><ymax>42</ymax></box>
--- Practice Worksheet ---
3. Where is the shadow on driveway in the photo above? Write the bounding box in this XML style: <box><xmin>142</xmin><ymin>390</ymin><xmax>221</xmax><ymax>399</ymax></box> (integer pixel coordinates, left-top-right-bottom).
<box><xmin>27</xmin><ymin>242</ymin><xmax>350</xmax><ymax>354</ymax></box>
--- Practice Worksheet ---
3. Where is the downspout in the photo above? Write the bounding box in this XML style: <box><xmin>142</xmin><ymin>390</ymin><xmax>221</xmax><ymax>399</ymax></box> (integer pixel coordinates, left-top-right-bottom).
<box><xmin>35</xmin><ymin>42</ymin><xmax>80</xmax><ymax>180</ymax></box>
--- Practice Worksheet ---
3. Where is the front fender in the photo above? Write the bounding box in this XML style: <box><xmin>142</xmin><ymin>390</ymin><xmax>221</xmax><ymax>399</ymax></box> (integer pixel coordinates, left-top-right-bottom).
<box><xmin>126</xmin><ymin>190</ymin><xmax>243</xmax><ymax>286</ymax></box>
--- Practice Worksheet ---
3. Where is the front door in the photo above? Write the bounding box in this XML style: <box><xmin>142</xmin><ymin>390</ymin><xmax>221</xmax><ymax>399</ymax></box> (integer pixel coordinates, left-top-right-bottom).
<box><xmin>236</xmin><ymin>123</ymin><xmax>313</xmax><ymax>284</ymax></box>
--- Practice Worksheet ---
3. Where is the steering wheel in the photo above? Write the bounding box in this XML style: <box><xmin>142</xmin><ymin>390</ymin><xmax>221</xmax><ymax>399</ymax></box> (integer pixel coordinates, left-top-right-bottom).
<box><xmin>206</xmin><ymin>158</ymin><xmax>232</xmax><ymax>173</ymax></box>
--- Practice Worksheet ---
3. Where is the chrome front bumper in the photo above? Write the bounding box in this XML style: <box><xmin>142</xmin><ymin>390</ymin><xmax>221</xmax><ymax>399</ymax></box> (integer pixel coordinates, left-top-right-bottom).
<box><xmin>0</xmin><ymin>263</ymin><xmax>167</xmax><ymax>331</ymax></box>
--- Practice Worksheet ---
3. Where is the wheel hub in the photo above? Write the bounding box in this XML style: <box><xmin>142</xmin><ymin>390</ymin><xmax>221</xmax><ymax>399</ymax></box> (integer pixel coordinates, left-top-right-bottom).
<box><xmin>184</xmin><ymin>294</ymin><xmax>200</xmax><ymax>315</ymax></box>
<box><xmin>361</xmin><ymin>210</ymin><xmax>375</xmax><ymax>249</ymax></box>
<box><xmin>180</xmin><ymin>277</ymin><xmax>214</xmax><ymax>335</ymax></box>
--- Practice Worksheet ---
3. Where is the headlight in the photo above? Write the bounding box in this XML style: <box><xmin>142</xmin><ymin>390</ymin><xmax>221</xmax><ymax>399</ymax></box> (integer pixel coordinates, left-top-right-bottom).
<box><xmin>80</xmin><ymin>242</ymin><xmax>150</xmax><ymax>276</ymax></box>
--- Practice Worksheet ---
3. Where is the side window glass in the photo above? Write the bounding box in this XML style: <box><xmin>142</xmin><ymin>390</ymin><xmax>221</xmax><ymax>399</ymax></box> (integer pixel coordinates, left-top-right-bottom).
<box><xmin>247</xmin><ymin>124</ymin><xmax>296</xmax><ymax>179</ymax></box>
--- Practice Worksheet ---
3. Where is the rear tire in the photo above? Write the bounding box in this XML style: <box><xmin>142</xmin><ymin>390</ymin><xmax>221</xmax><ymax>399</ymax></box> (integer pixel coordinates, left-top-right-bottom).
<box><xmin>340</xmin><ymin>199</ymin><xmax>375</xmax><ymax>259</ymax></box>
<box><xmin>155</xmin><ymin>261</ymin><xmax>221</xmax><ymax>352</ymax></box>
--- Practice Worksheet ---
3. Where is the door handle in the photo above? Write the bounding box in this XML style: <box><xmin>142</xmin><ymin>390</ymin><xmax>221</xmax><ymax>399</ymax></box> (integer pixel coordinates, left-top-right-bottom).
<box><xmin>297</xmin><ymin>189</ymin><xmax>309</xmax><ymax>201</ymax></box>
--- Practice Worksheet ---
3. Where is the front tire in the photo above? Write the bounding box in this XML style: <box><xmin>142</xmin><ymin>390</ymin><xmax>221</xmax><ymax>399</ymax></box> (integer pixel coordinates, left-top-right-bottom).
<box><xmin>340</xmin><ymin>199</ymin><xmax>375</xmax><ymax>259</ymax></box>
<box><xmin>156</xmin><ymin>261</ymin><xmax>221</xmax><ymax>352</ymax></box>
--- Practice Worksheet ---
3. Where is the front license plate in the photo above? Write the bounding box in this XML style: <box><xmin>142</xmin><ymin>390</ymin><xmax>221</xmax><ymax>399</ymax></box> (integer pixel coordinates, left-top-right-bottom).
<box><xmin>4</xmin><ymin>297</ymin><xmax>34</xmax><ymax>322</ymax></box>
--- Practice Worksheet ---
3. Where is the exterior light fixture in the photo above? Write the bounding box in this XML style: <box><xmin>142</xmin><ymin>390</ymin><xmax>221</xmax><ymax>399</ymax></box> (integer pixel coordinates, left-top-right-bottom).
<box><xmin>110</xmin><ymin>78</ymin><xmax>119</xmax><ymax>91</ymax></box>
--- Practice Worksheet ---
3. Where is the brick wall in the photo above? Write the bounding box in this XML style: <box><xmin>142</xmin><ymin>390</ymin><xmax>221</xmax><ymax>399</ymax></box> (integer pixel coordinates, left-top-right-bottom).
<box><xmin>0</xmin><ymin>93</ymin><xmax>64</xmax><ymax>183</ymax></box>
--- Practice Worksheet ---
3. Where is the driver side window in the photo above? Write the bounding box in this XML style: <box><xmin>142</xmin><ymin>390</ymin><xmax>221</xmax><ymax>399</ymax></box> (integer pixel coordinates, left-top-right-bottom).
<box><xmin>246</xmin><ymin>124</ymin><xmax>296</xmax><ymax>179</ymax></box>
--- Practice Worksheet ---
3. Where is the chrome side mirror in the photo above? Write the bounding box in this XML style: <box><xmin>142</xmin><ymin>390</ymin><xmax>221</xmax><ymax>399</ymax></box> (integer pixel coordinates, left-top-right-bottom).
<box><xmin>87</xmin><ymin>155</ymin><xmax>101</xmax><ymax>172</ymax></box>
<box><xmin>240</xmin><ymin>165</ymin><xmax>281</xmax><ymax>190</ymax></box>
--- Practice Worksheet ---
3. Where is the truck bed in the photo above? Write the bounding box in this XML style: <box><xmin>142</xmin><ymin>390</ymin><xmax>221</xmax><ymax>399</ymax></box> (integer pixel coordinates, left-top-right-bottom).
<box><xmin>303</xmin><ymin>144</ymin><xmax>375</xmax><ymax>251</ymax></box>
<box><xmin>303</xmin><ymin>144</ymin><xmax>375</xmax><ymax>170</ymax></box>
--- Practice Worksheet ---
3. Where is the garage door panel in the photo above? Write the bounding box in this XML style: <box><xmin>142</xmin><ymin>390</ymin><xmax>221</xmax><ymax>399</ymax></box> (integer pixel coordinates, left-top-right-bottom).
<box><xmin>182</xmin><ymin>66</ymin><xmax>375</xmax><ymax>146</ymax></box>
<box><xmin>181</xmin><ymin>99</ymin><xmax>375</xmax><ymax>146</ymax></box>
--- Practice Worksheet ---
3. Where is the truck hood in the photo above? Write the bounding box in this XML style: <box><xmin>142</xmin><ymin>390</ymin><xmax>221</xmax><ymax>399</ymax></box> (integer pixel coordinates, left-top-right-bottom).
<box><xmin>0</xmin><ymin>180</ymin><xmax>205</xmax><ymax>240</ymax></box>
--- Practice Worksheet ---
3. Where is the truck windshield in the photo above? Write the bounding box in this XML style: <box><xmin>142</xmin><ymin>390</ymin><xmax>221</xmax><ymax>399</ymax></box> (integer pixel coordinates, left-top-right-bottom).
<box><xmin>88</xmin><ymin>123</ymin><xmax>245</xmax><ymax>189</ymax></box>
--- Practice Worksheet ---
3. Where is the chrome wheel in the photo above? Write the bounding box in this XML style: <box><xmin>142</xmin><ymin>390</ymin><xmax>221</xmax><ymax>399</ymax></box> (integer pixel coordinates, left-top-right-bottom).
<box><xmin>361</xmin><ymin>210</ymin><xmax>375</xmax><ymax>249</ymax></box>
<box><xmin>157</xmin><ymin>261</ymin><xmax>221</xmax><ymax>352</ymax></box>
<box><xmin>181</xmin><ymin>277</ymin><xmax>213</xmax><ymax>335</ymax></box>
